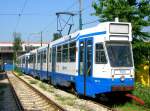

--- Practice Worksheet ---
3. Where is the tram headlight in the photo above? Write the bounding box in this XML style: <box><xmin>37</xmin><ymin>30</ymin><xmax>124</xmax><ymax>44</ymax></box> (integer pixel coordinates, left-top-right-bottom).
<box><xmin>130</xmin><ymin>70</ymin><xmax>134</xmax><ymax>78</ymax></box>
<box><xmin>112</xmin><ymin>74</ymin><xmax>114</xmax><ymax>81</ymax></box>
<box><xmin>120</xmin><ymin>76</ymin><xmax>125</xmax><ymax>81</ymax></box>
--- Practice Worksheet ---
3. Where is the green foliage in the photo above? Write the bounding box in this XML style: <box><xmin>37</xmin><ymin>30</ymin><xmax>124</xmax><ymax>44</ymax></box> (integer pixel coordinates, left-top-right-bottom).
<box><xmin>52</xmin><ymin>33</ymin><xmax>61</xmax><ymax>41</ymax></box>
<box><xmin>132</xmin><ymin>41</ymin><xmax>149</xmax><ymax>86</ymax></box>
<box><xmin>92</xmin><ymin>0</ymin><xmax>150</xmax><ymax>40</ymax></box>
<box><xmin>115</xmin><ymin>102</ymin><xmax>148</xmax><ymax>111</ymax></box>
<box><xmin>29</xmin><ymin>80</ymin><xmax>38</xmax><ymax>84</ymax></box>
<box><xmin>55</xmin><ymin>94</ymin><xmax>76</xmax><ymax>106</ymax></box>
<box><xmin>13</xmin><ymin>32</ymin><xmax>22</xmax><ymax>51</ymax></box>
<box><xmin>13</xmin><ymin>32</ymin><xmax>22</xmax><ymax>63</ymax></box>
<box><xmin>14</xmin><ymin>67</ymin><xmax>23</xmax><ymax>76</ymax></box>
<box><xmin>39</xmin><ymin>82</ymin><xmax>47</xmax><ymax>90</ymax></box>
<box><xmin>132</xmin><ymin>41</ymin><xmax>150</xmax><ymax>67</ymax></box>
<box><xmin>133</xmin><ymin>82</ymin><xmax>150</xmax><ymax>108</ymax></box>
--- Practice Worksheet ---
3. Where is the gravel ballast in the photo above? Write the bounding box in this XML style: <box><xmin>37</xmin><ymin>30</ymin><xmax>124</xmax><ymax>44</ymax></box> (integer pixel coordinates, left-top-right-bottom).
<box><xmin>14</xmin><ymin>72</ymin><xmax>112</xmax><ymax>111</ymax></box>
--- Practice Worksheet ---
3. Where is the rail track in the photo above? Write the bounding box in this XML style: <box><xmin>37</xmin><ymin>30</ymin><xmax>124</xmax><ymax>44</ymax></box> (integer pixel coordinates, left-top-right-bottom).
<box><xmin>6</xmin><ymin>71</ymin><xmax>66</xmax><ymax>111</ymax></box>
<box><xmin>6</xmin><ymin>71</ymin><xmax>116</xmax><ymax>111</ymax></box>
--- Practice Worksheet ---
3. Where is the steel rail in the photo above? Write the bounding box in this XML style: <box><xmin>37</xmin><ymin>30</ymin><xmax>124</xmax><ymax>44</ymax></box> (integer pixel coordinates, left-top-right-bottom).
<box><xmin>10</xmin><ymin>71</ymin><xmax>67</xmax><ymax>111</ymax></box>
<box><xmin>10</xmin><ymin>71</ymin><xmax>117</xmax><ymax>111</ymax></box>
<box><xmin>5</xmin><ymin>71</ymin><xmax>24</xmax><ymax>111</ymax></box>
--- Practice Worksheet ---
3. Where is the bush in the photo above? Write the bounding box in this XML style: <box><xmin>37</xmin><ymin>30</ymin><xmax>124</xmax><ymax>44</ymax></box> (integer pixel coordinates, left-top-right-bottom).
<box><xmin>14</xmin><ymin>67</ymin><xmax>23</xmax><ymax>76</ymax></box>
<box><xmin>133</xmin><ymin>41</ymin><xmax>150</xmax><ymax>86</ymax></box>
<box><xmin>133</xmin><ymin>82</ymin><xmax>150</xmax><ymax>108</ymax></box>
<box><xmin>132</xmin><ymin>41</ymin><xmax>150</xmax><ymax>68</ymax></box>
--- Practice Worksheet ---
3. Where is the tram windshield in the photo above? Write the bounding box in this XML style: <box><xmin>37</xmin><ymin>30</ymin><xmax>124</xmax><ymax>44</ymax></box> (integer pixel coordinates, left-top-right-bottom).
<box><xmin>106</xmin><ymin>42</ymin><xmax>133</xmax><ymax>67</ymax></box>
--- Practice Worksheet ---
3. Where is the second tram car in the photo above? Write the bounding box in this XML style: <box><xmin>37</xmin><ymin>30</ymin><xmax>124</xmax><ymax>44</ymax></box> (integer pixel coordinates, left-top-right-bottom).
<box><xmin>18</xmin><ymin>21</ymin><xmax>134</xmax><ymax>97</ymax></box>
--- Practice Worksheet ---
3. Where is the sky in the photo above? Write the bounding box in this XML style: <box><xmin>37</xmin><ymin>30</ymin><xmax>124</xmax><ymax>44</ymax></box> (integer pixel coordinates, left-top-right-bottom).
<box><xmin>0</xmin><ymin>0</ymin><xmax>99</xmax><ymax>43</ymax></box>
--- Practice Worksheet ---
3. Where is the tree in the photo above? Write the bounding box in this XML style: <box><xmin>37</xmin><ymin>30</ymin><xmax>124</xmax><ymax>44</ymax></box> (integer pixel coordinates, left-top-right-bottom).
<box><xmin>13</xmin><ymin>32</ymin><xmax>22</xmax><ymax>63</ymax></box>
<box><xmin>92</xmin><ymin>0</ymin><xmax>150</xmax><ymax>40</ymax></box>
<box><xmin>52</xmin><ymin>33</ymin><xmax>61</xmax><ymax>41</ymax></box>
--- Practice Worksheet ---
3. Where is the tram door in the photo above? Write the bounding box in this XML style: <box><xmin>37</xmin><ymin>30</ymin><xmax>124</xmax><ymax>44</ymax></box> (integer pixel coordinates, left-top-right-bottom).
<box><xmin>52</xmin><ymin>47</ymin><xmax>56</xmax><ymax>72</ymax></box>
<box><xmin>33</xmin><ymin>54</ymin><xmax>35</xmax><ymax>71</ymax></box>
<box><xmin>25</xmin><ymin>56</ymin><xmax>28</xmax><ymax>73</ymax></box>
<box><xmin>51</xmin><ymin>47</ymin><xmax>56</xmax><ymax>85</ymax></box>
<box><xmin>40</xmin><ymin>52</ymin><xmax>43</xmax><ymax>71</ymax></box>
<box><xmin>77</xmin><ymin>38</ymin><xmax>93</xmax><ymax>96</ymax></box>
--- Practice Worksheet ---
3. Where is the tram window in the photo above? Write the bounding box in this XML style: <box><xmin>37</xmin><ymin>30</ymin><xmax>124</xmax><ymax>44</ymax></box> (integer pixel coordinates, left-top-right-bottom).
<box><xmin>43</xmin><ymin>51</ymin><xmax>46</xmax><ymax>63</ymax></box>
<box><xmin>79</xmin><ymin>42</ymin><xmax>84</xmax><ymax>75</ymax></box>
<box><xmin>37</xmin><ymin>53</ymin><xmax>40</xmax><ymax>63</ymax></box>
<box><xmin>95</xmin><ymin>43</ymin><xmax>107</xmax><ymax>64</ymax></box>
<box><xmin>49</xmin><ymin>48</ymin><xmax>51</xmax><ymax>62</ymax></box>
<box><xmin>29</xmin><ymin>56</ymin><xmax>31</xmax><ymax>64</ymax></box>
<box><xmin>25</xmin><ymin>57</ymin><xmax>28</xmax><ymax>64</ymax></box>
<box><xmin>57</xmin><ymin>46</ymin><xmax>62</xmax><ymax>62</ymax></box>
<box><xmin>29</xmin><ymin>55</ymin><xmax>33</xmax><ymax>63</ymax></box>
<box><xmin>40</xmin><ymin>52</ymin><xmax>43</xmax><ymax>63</ymax></box>
<box><xmin>69</xmin><ymin>42</ymin><xmax>76</xmax><ymax>62</ymax></box>
<box><xmin>62</xmin><ymin>44</ymin><xmax>68</xmax><ymax>62</ymax></box>
<box><xmin>22</xmin><ymin>58</ymin><xmax>25</xmax><ymax>64</ymax></box>
<box><xmin>33</xmin><ymin>54</ymin><xmax>35</xmax><ymax>63</ymax></box>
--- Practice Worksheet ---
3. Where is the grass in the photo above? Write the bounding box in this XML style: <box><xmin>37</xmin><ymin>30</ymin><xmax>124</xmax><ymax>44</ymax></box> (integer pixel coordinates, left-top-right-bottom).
<box><xmin>55</xmin><ymin>93</ymin><xmax>66</xmax><ymax>101</ymax></box>
<box><xmin>55</xmin><ymin>93</ymin><xmax>76</xmax><ymax>106</ymax></box>
<box><xmin>29</xmin><ymin>80</ymin><xmax>38</xmax><ymax>84</ymax></box>
<box><xmin>114</xmin><ymin>82</ymin><xmax>150</xmax><ymax>111</ymax></box>
<box><xmin>14</xmin><ymin>67</ymin><xmax>23</xmax><ymax>76</ymax></box>
<box><xmin>38</xmin><ymin>82</ymin><xmax>47</xmax><ymax>90</ymax></box>
<box><xmin>75</xmin><ymin>104</ymin><xmax>94</xmax><ymax>111</ymax></box>
<box><xmin>115</xmin><ymin>102</ymin><xmax>150</xmax><ymax>111</ymax></box>
<box><xmin>47</xmin><ymin>87</ymin><xmax>54</xmax><ymax>93</ymax></box>
<box><xmin>132</xmin><ymin>82</ymin><xmax>150</xmax><ymax>108</ymax></box>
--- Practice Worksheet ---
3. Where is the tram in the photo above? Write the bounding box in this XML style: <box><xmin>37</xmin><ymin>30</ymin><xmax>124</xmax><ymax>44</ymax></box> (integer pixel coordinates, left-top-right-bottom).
<box><xmin>18</xmin><ymin>21</ymin><xmax>134</xmax><ymax>97</ymax></box>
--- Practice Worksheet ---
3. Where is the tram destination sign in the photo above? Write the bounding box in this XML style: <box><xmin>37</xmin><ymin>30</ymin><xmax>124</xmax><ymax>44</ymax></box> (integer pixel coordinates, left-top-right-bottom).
<box><xmin>109</xmin><ymin>23</ymin><xmax>129</xmax><ymax>34</ymax></box>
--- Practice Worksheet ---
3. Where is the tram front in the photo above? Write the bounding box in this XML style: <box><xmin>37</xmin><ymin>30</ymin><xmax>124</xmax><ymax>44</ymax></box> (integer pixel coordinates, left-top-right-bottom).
<box><xmin>106</xmin><ymin>23</ymin><xmax>134</xmax><ymax>92</ymax></box>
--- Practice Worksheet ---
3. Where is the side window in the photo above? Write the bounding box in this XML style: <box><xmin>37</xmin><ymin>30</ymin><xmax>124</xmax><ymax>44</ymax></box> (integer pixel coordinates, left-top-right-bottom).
<box><xmin>49</xmin><ymin>48</ymin><xmax>51</xmax><ymax>62</ymax></box>
<box><xmin>62</xmin><ymin>44</ymin><xmax>68</xmax><ymax>62</ymax></box>
<box><xmin>37</xmin><ymin>53</ymin><xmax>40</xmax><ymax>63</ymax></box>
<box><xmin>57</xmin><ymin>46</ymin><xmax>62</xmax><ymax>62</ymax></box>
<box><xmin>40</xmin><ymin>52</ymin><xmax>43</xmax><ymax>63</ymax></box>
<box><xmin>33</xmin><ymin>54</ymin><xmax>35</xmax><ymax>63</ymax></box>
<box><xmin>23</xmin><ymin>57</ymin><xmax>25</xmax><ymax>64</ymax></box>
<box><xmin>43</xmin><ymin>50</ymin><xmax>46</xmax><ymax>63</ymax></box>
<box><xmin>29</xmin><ymin>55</ymin><xmax>33</xmax><ymax>63</ymax></box>
<box><xmin>79</xmin><ymin>41</ymin><xmax>84</xmax><ymax>75</ymax></box>
<box><xmin>69</xmin><ymin>42</ymin><xmax>76</xmax><ymax>62</ymax></box>
<box><xmin>95</xmin><ymin>43</ymin><xmax>107</xmax><ymax>64</ymax></box>
<box><xmin>25</xmin><ymin>56</ymin><xmax>28</xmax><ymax>64</ymax></box>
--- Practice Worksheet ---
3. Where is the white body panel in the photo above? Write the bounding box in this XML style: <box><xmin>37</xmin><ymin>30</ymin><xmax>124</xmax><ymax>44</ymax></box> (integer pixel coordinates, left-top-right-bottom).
<box><xmin>56</xmin><ymin>62</ymin><xmax>77</xmax><ymax>75</ymax></box>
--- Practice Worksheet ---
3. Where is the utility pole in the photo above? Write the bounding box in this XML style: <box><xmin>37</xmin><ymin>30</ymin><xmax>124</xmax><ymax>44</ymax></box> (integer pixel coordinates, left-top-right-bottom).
<box><xmin>40</xmin><ymin>31</ymin><xmax>42</xmax><ymax>46</ymax></box>
<box><xmin>79</xmin><ymin>0</ymin><xmax>82</xmax><ymax>30</ymax></box>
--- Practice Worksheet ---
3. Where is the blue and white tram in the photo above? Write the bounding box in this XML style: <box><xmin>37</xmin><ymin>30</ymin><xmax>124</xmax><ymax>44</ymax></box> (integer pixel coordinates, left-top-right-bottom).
<box><xmin>36</xmin><ymin>46</ymin><xmax>49</xmax><ymax>80</ymax></box>
<box><xmin>28</xmin><ymin>49</ymin><xmax>37</xmax><ymax>76</ymax></box>
<box><xmin>19</xmin><ymin>53</ymin><xmax>30</xmax><ymax>74</ymax></box>
<box><xmin>18</xmin><ymin>21</ymin><xmax>134</xmax><ymax>97</ymax></box>
<box><xmin>48</xmin><ymin>21</ymin><xmax>134</xmax><ymax>97</ymax></box>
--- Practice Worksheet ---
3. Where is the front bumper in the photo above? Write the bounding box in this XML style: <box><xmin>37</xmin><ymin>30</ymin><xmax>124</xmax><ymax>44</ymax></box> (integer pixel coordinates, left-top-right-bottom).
<box><xmin>112</xmin><ymin>86</ymin><xmax>134</xmax><ymax>91</ymax></box>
